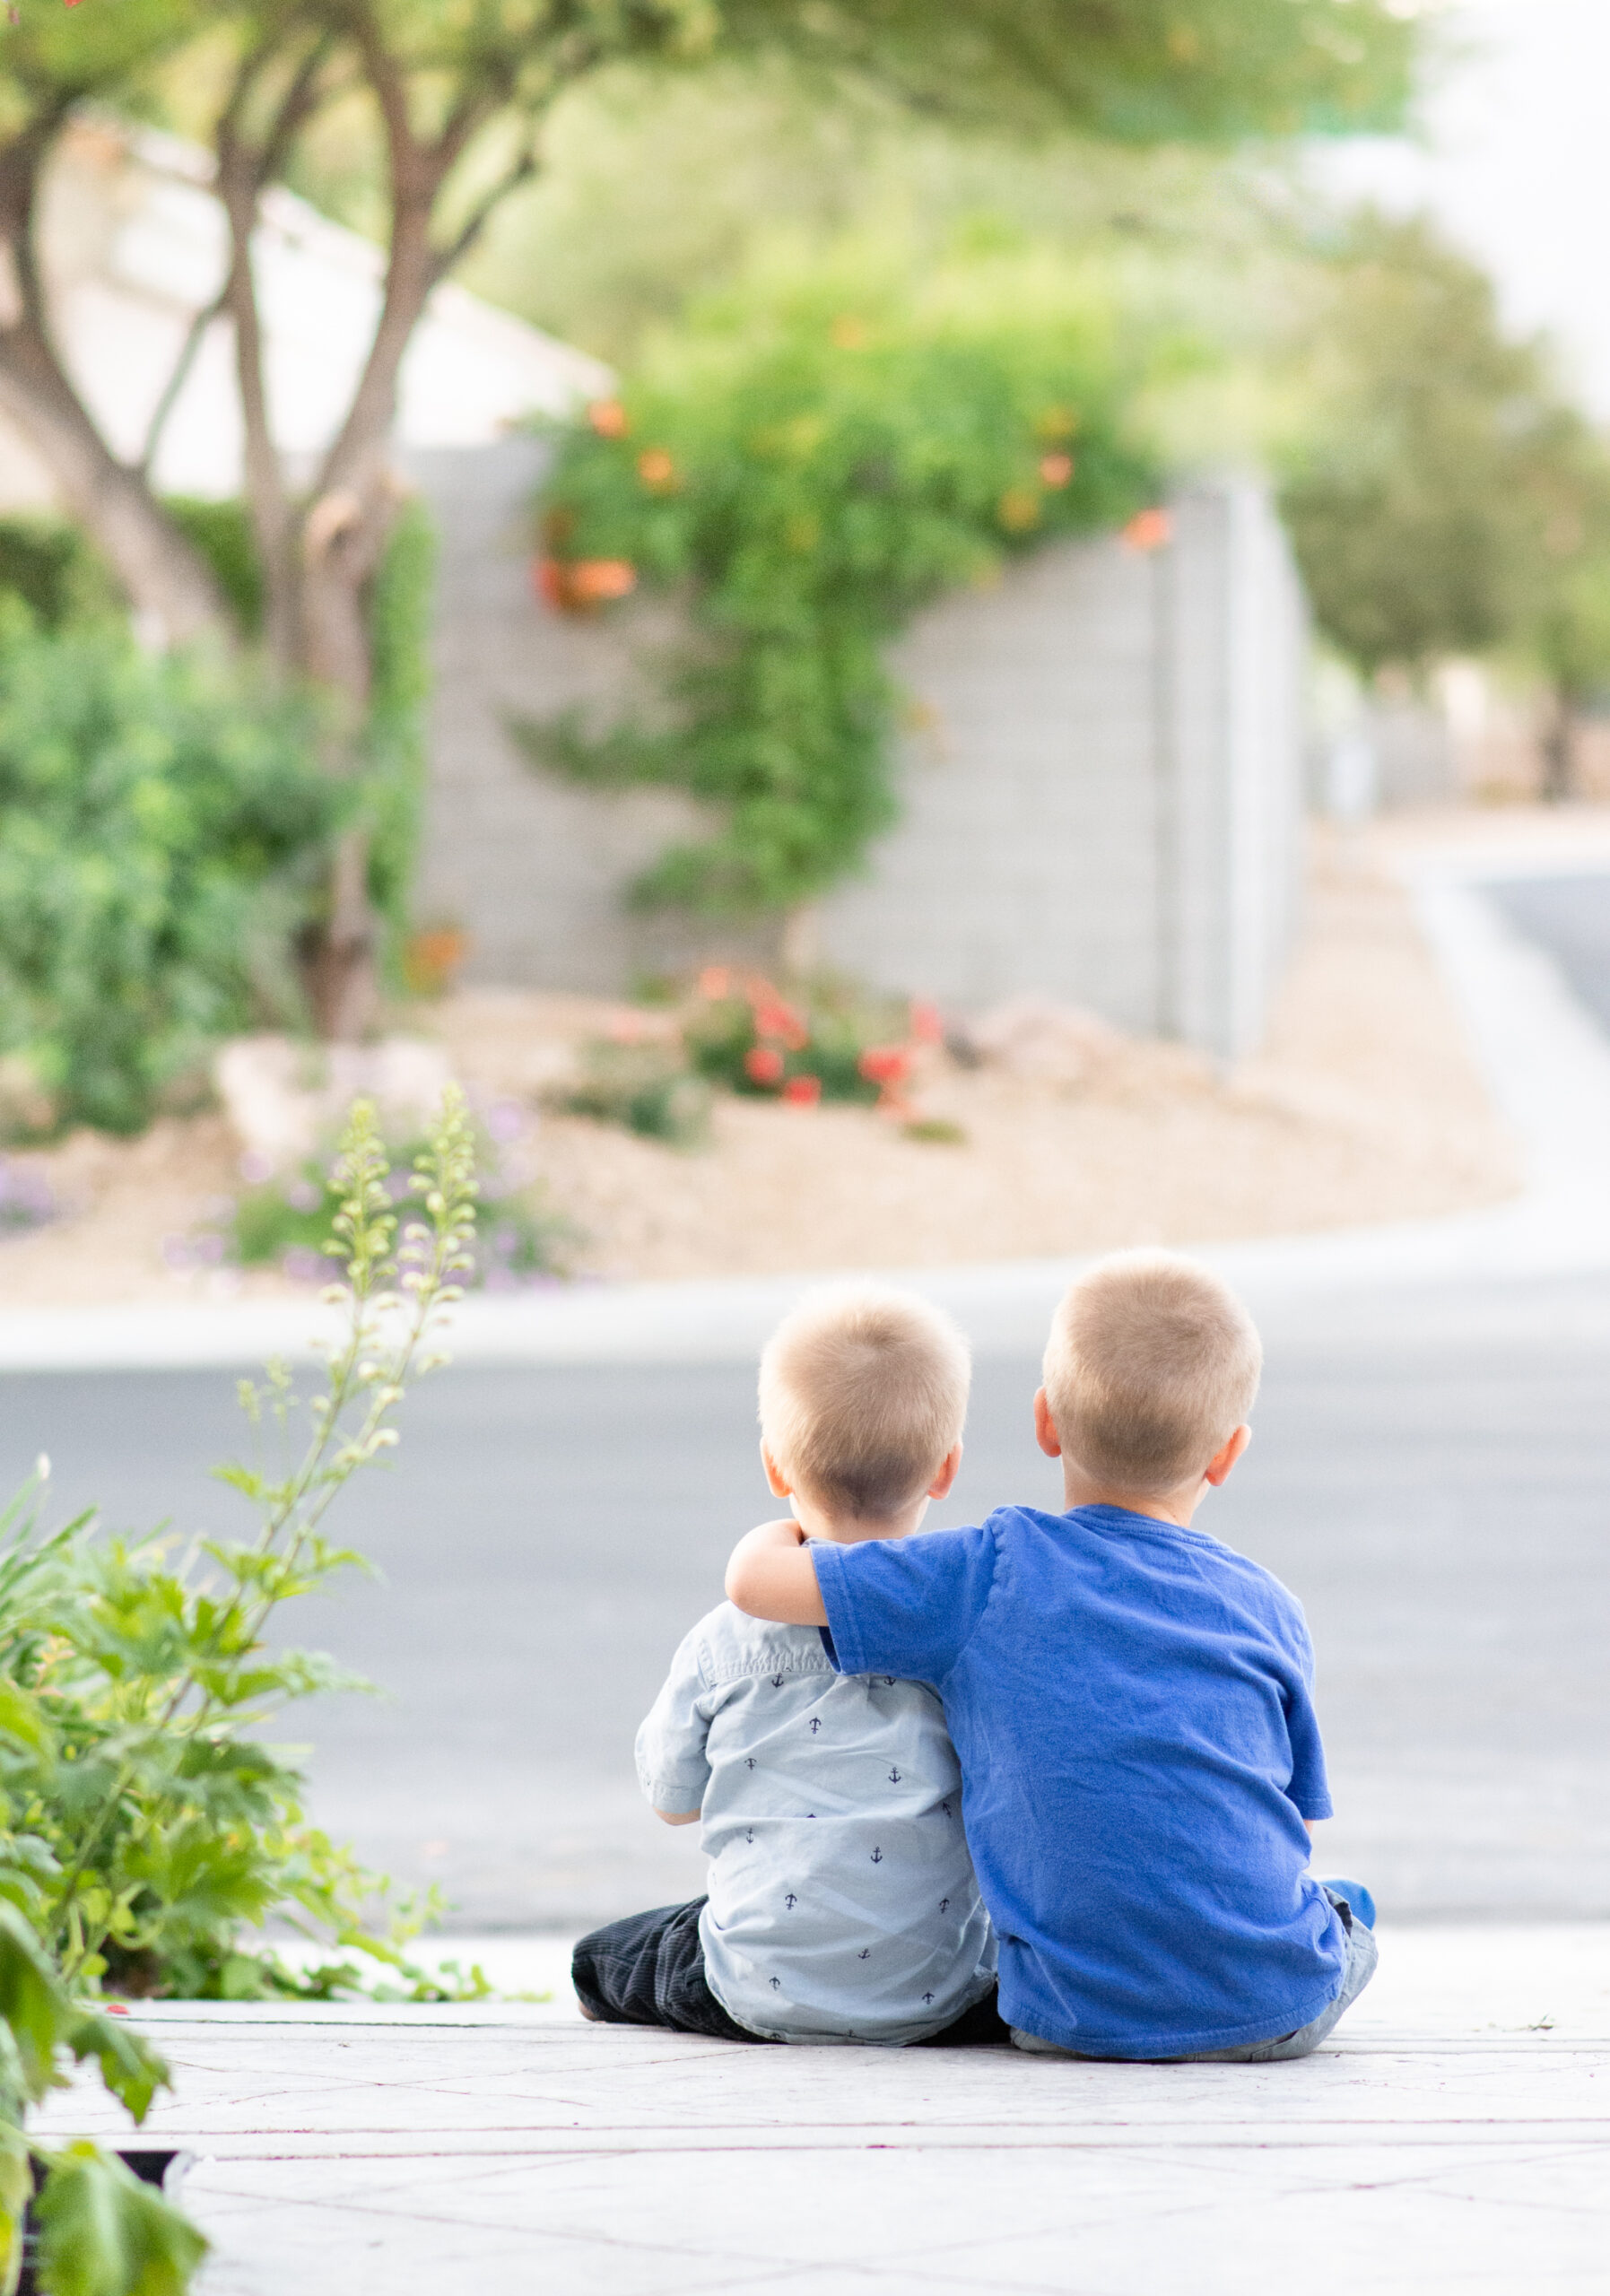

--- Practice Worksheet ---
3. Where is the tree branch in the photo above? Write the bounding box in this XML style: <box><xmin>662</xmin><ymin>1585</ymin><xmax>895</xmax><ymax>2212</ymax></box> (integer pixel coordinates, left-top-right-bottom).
<box><xmin>427</xmin><ymin>144</ymin><xmax>538</xmax><ymax>287</ymax></box>
<box><xmin>138</xmin><ymin>286</ymin><xmax>225</xmax><ymax>478</ymax></box>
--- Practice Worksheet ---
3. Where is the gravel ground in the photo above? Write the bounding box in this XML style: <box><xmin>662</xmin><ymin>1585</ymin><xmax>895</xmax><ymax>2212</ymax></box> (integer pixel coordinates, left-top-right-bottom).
<box><xmin>0</xmin><ymin>827</ymin><xmax>1522</xmax><ymax>1308</ymax></box>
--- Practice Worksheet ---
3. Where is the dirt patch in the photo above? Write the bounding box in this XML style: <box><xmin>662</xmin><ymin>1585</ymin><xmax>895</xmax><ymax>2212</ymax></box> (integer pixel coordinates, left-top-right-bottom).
<box><xmin>0</xmin><ymin>830</ymin><xmax>1521</xmax><ymax>1307</ymax></box>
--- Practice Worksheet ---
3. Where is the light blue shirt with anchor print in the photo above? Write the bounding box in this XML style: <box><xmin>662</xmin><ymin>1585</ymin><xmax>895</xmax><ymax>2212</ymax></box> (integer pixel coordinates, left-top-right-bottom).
<box><xmin>636</xmin><ymin>1598</ymin><xmax>996</xmax><ymax>2044</ymax></box>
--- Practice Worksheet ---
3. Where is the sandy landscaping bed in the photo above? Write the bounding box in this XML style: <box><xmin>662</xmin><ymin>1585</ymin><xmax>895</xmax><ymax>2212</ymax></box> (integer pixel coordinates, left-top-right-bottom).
<box><xmin>0</xmin><ymin>827</ymin><xmax>1523</xmax><ymax>1309</ymax></box>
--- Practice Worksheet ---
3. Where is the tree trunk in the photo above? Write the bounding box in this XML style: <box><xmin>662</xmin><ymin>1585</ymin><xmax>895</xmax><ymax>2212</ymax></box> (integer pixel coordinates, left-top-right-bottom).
<box><xmin>1541</xmin><ymin>687</ymin><xmax>1577</xmax><ymax>804</ymax></box>
<box><xmin>0</xmin><ymin>315</ymin><xmax>227</xmax><ymax>647</ymax></box>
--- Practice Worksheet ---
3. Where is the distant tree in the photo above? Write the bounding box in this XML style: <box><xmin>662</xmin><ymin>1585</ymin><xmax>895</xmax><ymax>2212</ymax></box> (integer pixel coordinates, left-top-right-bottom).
<box><xmin>1279</xmin><ymin>211</ymin><xmax>1610</xmax><ymax>796</ymax></box>
<box><xmin>1277</xmin><ymin>213</ymin><xmax>1571</xmax><ymax>677</ymax></box>
<box><xmin>0</xmin><ymin>0</ymin><xmax>1417</xmax><ymax>1032</ymax></box>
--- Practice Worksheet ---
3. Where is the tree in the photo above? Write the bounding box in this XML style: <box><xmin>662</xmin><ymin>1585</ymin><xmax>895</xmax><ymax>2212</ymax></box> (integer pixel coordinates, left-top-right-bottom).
<box><xmin>0</xmin><ymin>0</ymin><xmax>1417</xmax><ymax>1034</ymax></box>
<box><xmin>1277</xmin><ymin>211</ymin><xmax>1610</xmax><ymax>796</ymax></box>
<box><xmin>1277</xmin><ymin>213</ymin><xmax>1571</xmax><ymax>677</ymax></box>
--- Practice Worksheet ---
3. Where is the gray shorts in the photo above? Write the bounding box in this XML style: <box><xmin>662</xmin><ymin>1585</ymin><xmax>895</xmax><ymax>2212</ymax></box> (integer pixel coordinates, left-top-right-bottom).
<box><xmin>1011</xmin><ymin>1891</ymin><xmax>1379</xmax><ymax>2066</ymax></box>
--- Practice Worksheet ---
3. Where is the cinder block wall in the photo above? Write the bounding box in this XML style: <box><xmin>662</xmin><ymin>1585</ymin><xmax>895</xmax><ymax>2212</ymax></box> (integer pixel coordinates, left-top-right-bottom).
<box><xmin>409</xmin><ymin>448</ymin><xmax>1306</xmax><ymax>1057</ymax></box>
<box><xmin>819</xmin><ymin>480</ymin><xmax>1305</xmax><ymax>1057</ymax></box>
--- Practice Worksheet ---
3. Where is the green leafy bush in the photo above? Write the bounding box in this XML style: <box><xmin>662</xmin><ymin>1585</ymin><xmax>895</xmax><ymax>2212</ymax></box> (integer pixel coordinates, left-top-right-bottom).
<box><xmin>220</xmin><ymin>1108</ymin><xmax>571</xmax><ymax>1289</ymax></box>
<box><xmin>518</xmin><ymin>246</ymin><xmax>1158</xmax><ymax>915</ymax></box>
<box><xmin>170</xmin><ymin>493</ymin><xmax>437</xmax><ymax>961</ymax></box>
<box><xmin>0</xmin><ymin>617</ymin><xmax>337</xmax><ymax>1137</ymax></box>
<box><xmin>682</xmin><ymin>969</ymin><xmax>935</xmax><ymax>1109</ymax></box>
<box><xmin>0</xmin><ymin>1091</ymin><xmax>483</xmax><ymax>2293</ymax></box>
<box><xmin>562</xmin><ymin>1040</ymin><xmax>713</xmax><ymax>1147</ymax></box>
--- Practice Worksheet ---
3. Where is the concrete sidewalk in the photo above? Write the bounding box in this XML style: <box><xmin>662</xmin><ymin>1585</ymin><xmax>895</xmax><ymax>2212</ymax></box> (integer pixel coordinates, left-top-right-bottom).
<box><xmin>33</xmin><ymin>1927</ymin><xmax>1608</xmax><ymax>2294</ymax></box>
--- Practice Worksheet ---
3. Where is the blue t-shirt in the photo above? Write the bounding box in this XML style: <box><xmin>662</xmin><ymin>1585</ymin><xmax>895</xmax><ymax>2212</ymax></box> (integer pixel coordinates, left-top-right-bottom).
<box><xmin>813</xmin><ymin>1503</ymin><xmax>1345</xmax><ymax>2058</ymax></box>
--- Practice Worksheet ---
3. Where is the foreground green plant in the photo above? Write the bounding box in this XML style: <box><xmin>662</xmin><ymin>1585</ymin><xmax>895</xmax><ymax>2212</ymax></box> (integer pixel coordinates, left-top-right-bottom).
<box><xmin>0</xmin><ymin>1090</ymin><xmax>481</xmax><ymax>2292</ymax></box>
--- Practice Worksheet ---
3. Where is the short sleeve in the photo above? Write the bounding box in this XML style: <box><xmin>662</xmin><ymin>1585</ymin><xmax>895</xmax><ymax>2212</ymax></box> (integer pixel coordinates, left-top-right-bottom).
<box><xmin>1282</xmin><ymin>1616</ymin><xmax>1333</xmax><ymax>1822</ymax></box>
<box><xmin>634</xmin><ymin>1625</ymin><xmax>714</xmax><ymax>1814</ymax></box>
<box><xmin>813</xmin><ymin>1521</ymin><xmax>998</xmax><ymax>1685</ymax></box>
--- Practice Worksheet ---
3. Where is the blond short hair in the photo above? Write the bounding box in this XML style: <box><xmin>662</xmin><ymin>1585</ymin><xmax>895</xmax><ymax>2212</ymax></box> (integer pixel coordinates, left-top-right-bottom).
<box><xmin>759</xmin><ymin>1284</ymin><xmax>970</xmax><ymax>1520</ymax></box>
<box><xmin>1041</xmin><ymin>1251</ymin><xmax>1261</xmax><ymax>1495</ymax></box>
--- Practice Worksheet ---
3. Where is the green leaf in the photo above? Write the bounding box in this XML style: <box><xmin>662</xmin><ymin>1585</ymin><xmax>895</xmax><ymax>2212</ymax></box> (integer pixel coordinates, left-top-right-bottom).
<box><xmin>0</xmin><ymin>1683</ymin><xmax>48</xmax><ymax>1755</ymax></box>
<box><xmin>0</xmin><ymin>2121</ymin><xmax>30</xmax><ymax>2296</ymax></box>
<box><xmin>65</xmin><ymin>2013</ymin><xmax>168</xmax><ymax>2126</ymax></box>
<box><xmin>0</xmin><ymin>1903</ymin><xmax>73</xmax><ymax>2106</ymax></box>
<box><xmin>33</xmin><ymin>2144</ymin><xmax>206</xmax><ymax>2296</ymax></box>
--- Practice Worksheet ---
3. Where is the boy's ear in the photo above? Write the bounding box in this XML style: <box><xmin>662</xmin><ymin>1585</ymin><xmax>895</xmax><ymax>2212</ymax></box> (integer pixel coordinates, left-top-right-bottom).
<box><xmin>761</xmin><ymin>1441</ymin><xmax>794</xmax><ymax>1500</ymax></box>
<box><xmin>1204</xmin><ymin>1423</ymin><xmax>1252</xmax><ymax>1487</ymax></box>
<box><xmin>927</xmin><ymin>1440</ymin><xmax>963</xmax><ymax>1501</ymax></box>
<box><xmin>1033</xmin><ymin>1387</ymin><xmax>1063</xmax><ymax>1459</ymax></box>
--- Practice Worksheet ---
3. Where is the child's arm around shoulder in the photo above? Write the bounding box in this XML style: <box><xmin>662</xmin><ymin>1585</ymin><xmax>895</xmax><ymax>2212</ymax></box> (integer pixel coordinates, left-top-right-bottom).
<box><xmin>725</xmin><ymin>1517</ymin><xmax>827</xmax><ymax>1627</ymax></box>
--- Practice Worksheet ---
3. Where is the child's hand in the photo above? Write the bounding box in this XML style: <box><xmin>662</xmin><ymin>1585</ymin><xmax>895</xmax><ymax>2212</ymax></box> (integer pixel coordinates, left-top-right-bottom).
<box><xmin>726</xmin><ymin>1518</ymin><xmax>829</xmax><ymax>1627</ymax></box>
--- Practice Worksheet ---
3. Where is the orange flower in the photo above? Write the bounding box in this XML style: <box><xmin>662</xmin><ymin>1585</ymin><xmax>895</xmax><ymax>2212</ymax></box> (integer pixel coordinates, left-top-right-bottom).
<box><xmin>569</xmin><ymin>559</ymin><xmax>637</xmax><ymax>602</ymax></box>
<box><xmin>781</xmin><ymin>1074</ymin><xmax>822</xmax><ymax>1107</ymax></box>
<box><xmin>532</xmin><ymin>557</ymin><xmax>636</xmax><ymax>613</ymax></box>
<box><xmin>698</xmin><ymin>965</ymin><xmax>732</xmax><ymax>1000</ymax></box>
<box><xmin>588</xmin><ymin>399</ymin><xmax>630</xmax><ymax>438</ymax></box>
<box><xmin>1039</xmin><ymin>453</ymin><xmax>1075</xmax><ymax>488</ymax></box>
<box><xmin>1122</xmin><ymin>508</ymin><xmax>1173</xmax><ymax>553</ymax></box>
<box><xmin>997</xmin><ymin>486</ymin><xmax>1041</xmax><ymax>534</ymax></box>
<box><xmin>745</xmin><ymin>1046</ymin><xmax>786</xmax><ymax>1086</ymax></box>
<box><xmin>637</xmin><ymin>448</ymin><xmax>678</xmax><ymax>492</ymax></box>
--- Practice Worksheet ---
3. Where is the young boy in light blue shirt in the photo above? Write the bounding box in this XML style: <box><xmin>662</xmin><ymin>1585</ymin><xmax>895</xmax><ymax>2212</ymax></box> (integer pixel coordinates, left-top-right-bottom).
<box><xmin>571</xmin><ymin>1284</ymin><xmax>1000</xmax><ymax>2045</ymax></box>
<box><xmin>727</xmin><ymin>1249</ymin><xmax>1377</xmax><ymax>2063</ymax></box>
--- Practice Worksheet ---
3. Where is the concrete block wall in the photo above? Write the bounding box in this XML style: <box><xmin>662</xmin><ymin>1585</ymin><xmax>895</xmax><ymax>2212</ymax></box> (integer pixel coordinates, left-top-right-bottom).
<box><xmin>820</xmin><ymin>480</ymin><xmax>1305</xmax><ymax>1058</ymax></box>
<box><xmin>410</xmin><ymin>449</ymin><xmax>1307</xmax><ymax>1058</ymax></box>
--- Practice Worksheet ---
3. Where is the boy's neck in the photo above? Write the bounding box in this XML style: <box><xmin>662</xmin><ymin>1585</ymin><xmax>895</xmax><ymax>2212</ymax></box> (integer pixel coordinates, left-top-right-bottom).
<box><xmin>1059</xmin><ymin>1467</ymin><xmax>1205</xmax><ymax>1528</ymax></box>
<box><xmin>790</xmin><ymin>1494</ymin><xmax>930</xmax><ymax>1545</ymax></box>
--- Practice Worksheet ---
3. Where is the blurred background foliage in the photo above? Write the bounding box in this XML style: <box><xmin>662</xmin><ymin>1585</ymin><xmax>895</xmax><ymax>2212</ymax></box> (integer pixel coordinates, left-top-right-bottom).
<box><xmin>0</xmin><ymin>615</ymin><xmax>336</xmax><ymax>1137</ymax></box>
<box><xmin>519</xmin><ymin>236</ymin><xmax>1159</xmax><ymax>913</ymax></box>
<box><xmin>5</xmin><ymin>3</ymin><xmax>1610</xmax><ymax>1136</ymax></box>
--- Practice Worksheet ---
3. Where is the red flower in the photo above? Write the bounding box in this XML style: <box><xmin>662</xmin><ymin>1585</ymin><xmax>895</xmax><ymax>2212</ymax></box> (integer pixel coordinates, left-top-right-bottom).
<box><xmin>781</xmin><ymin>1074</ymin><xmax>822</xmax><ymax>1107</ymax></box>
<box><xmin>858</xmin><ymin>1046</ymin><xmax>910</xmax><ymax>1086</ymax></box>
<box><xmin>752</xmin><ymin>997</ymin><xmax>809</xmax><ymax>1050</ymax></box>
<box><xmin>745</xmin><ymin>1046</ymin><xmax>786</xmax><ymax>1086</ymax></box>
<box><xmin>909</xmin><ymin>1000</ymin><xmax>944</xmax><ymax>1045</ymax></box>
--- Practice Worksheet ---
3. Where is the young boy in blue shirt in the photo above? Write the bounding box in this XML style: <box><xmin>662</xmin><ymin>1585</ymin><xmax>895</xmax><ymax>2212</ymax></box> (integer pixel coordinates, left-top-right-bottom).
<box><xmin>726</xmin><ymin>1249</ymin><xmax>1377</xmax><ymax>2063</ymax></box>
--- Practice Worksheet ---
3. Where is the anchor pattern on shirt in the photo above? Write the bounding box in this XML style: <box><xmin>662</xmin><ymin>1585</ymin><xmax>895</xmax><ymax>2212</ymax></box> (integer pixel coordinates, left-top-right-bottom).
<box><xmin>642</xmin><ymin>1615</ymin><xmax>979</xmax><ymax>2038</ymax></box>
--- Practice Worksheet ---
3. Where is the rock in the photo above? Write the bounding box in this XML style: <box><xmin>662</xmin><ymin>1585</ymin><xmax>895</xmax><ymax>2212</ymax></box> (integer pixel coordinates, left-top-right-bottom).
<box><xmin>953</xmin><ymin>997</ymin><xmax>1127</xmax><ymax>1085</ymax></box>
<box><xmin>214</xmin><ymin>1035</ymin><xmax>457</xmax><ymax>1170</ymax></box>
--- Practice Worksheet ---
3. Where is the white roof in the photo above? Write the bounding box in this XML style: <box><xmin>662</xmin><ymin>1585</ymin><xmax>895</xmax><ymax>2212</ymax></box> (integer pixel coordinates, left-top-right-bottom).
<box><xmin>2</xmin><ymin>117</ymin><xmax>610</xmax><ymax>506</ymax></box>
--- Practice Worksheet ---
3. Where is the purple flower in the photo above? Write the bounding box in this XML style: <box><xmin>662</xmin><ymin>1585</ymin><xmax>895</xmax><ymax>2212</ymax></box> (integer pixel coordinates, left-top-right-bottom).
<box><xmin>284</xmin><ymin>1179</ymin><xmax>322</xmax><ymax>1213</ymax></box>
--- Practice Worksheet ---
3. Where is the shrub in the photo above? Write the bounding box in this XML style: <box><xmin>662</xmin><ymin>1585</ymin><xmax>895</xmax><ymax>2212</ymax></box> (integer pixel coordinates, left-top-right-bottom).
<box><xmin>217</xmin><ymin>1108</ymin><xmax>572</xmax><ymax>1288</ymax></box>
<box><xmin>682</xmin><ymin>969</ymin><xmax>937</xmax><ymax>1113</ymax></box>
<box><xmin>562</xmin><ymin>1040</ymin><xmax>713</xmax><ymax>1146</ymax></box>
<box><xmin>0</xmin><ymin>1091</ymin><xmax>483</xmax><ymax>2293</ymax></box>
<box><xmin>0</xmin><ymin>616</ymin><xmax>338</xmax><ymax>1137</ymax></box>
<box><xmin>171</xmin><ymin>494</ymin><xmax>437</xmax><ymax>967</ymax></box>
<box><xmin>518</xmin><ymin>244</ymin><xmax>1158</xmax><ymax>916</ymax></box>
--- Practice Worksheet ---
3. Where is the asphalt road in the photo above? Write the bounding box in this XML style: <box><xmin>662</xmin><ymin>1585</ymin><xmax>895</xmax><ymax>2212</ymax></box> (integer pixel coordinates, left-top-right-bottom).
<box><xmin>3</xmin><ymin>879</ymin><xmax>1608</xmax><ymax>1931</ymax></box>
